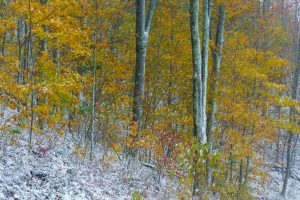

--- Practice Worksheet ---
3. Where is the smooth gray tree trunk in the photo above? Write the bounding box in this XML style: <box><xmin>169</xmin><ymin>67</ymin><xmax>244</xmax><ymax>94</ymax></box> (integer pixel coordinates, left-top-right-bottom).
<box><xmin>206</xmin><ymin>5</ymin><xmax>225</xmax><ymax>184</ymax></box>
<box><xmin>190</xmin><ymin>0</ymin><xmax>203</xmax><ymax>195</ymax></box>
<box><xmin>201</xmin><ymin>0</ymin><xmax>211</xmax><ymax>141</ymax></box>
<box><xmin>27</xmin><ymin>0</ymin><xmax>34</xmax><ymax>147</ymax></box>
<box><xmin>190</xmin><ymin>0</ymin><xmax>205</xmax><ymax>146</ymax></box>
<box><xmin>132</xmin><ymin>0</ymin><xmax>156</xmax><ymax>128</ymax></box>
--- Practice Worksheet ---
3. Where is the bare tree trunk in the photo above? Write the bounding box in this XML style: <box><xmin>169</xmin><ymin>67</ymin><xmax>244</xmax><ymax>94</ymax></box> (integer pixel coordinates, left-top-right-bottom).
<box><xmin>1</xmin><ymin>31</ymin><xmax>6</xmax><ymax>58</ymax></box>
<box><xmin>17</xmin><ymin>19</ymin><xmax>25</xmax><ymax>85</ymax></box>
<box><xmin>281</xmin><ymin>36</ymin><xmax>300</xmax><ymax>196</ymax></box>
<box><xmin>275</xmin><ymin>106</ymin><xmax>281</xmax><ymax>162</ymax></box>
<box><xmin>38</xmin><ymin>0</ymin><xmax>48</xmax><ymax>131</ymax></box>
<box><xmin>281</xmin><ymin>130</ymin><xmax>293</xmax><ymax>196</ymax></box>
<box><xmin>40</xmin><ymin>0</ymin><xmax>48</xmax><ymax>51</ymax></box>
<box><xmin>244</xmin><ymin>156</ymin><xmax>250</xmax><ymax>184</ymax></box>
<box><xmin>190</xmin><ymin>0</ymin><xmax>207</xmax><ymax>144</ymax></box>
<box><xmin>276</xmin><ymin>133</ymin><xmax>280</xmax><ymax>162</ymax></box>
<box><xmin>201</xmin><ymin>0</ymin><xmax>211</xmax><ymax>142</ymax></box>
<box><xmin>262</xmin><ymin>0</ymin><xmax>270</xmax><ymax>17</ymax></box>
<box><xmin>90</xmin><ymin>45</ymin><xmax>96</xmax><ymax>161</ymax></box>
<box><xmin>132</xmin><ymin>0</ymin><xmax>156</xmax><ymax>127</ymax></box>
<box><xmin>229</xmin><ymin>157</ymin><xmax>233</xmax><ymax>183</ymax></box>
<box><xmin>206</xmin><ymin>4</ymin><xmax>225</xmax><ymax>184</ymax></box>
<box><xmin>190</xmin><ymin>0</ymin><xmax>202</xmax><ymax>194</ymax></box>
<box><xmin>27</xmin><ymin>0</ymin><xmax>34</xmax><ymax>148</ymax></box>
<box><xmin>1</xmin><ymin>1</ymin><xmax>7</xmax><ymax>62</ymax></box>
<box><xmin>131</xmin><ymin>0</ymin><xmax>156</xmax><ymax>159</ymax></box>
<box><xmin>53</xmin><ymin>49</ymin><xmax>60</xmax><ymax>66</ymax></box>
<box><xmin>239</xmin><ymin>159</ymin><xmax>243</xmax><ymax>184</ymax></box>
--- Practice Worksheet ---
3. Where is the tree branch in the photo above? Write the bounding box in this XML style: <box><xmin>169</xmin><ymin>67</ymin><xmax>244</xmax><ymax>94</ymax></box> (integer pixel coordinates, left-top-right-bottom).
<box><xmin>145</xmin><ymin>0</ymin><xmax>157</xmax><ymax>34</ymax></box>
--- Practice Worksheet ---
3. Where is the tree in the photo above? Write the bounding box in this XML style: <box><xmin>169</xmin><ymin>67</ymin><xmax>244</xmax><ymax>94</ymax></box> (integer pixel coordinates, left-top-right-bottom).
<box><xmin>281</xmin><ymin>37</ymin><xmax>300</xmax><ymax>197</ymax></box>
<box><xmin>201</xmin><ymin>0</ymin><xmax>211</xmax><ymax>142</ymax></box>
<box><xmin>132</xmin><ymin>0</ymin><xmax>157</xmax><ymax>129</ymax></box>
<box><xmin>206</xmin><ymin>3</ymin><xmax>225</xmax><ymax>185</ymax></box>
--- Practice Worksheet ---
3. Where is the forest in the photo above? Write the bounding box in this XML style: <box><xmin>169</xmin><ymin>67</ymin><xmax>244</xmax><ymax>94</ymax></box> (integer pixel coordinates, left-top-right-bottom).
<box><xmin>0</xmin><ymin>0</ymin><xmax>299</xmax><ymax>199</ymax></box>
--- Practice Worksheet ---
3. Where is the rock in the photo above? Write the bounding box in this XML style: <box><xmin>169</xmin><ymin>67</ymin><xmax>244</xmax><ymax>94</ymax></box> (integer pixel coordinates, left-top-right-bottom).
<box><xmin>35</xmin><ymin>173</ymin><xmax>47</xmax><ymax>181</ymax></box>
<box><xmin>30</xmin><ymin>170</ymin><xmax>48</xmax><ymax>182</ymax></box>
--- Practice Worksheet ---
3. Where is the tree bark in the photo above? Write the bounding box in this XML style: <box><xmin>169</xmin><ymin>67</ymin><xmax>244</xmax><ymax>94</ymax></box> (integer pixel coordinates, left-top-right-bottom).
<box><xmin>190</xmin><ymin>0</ymin><xmax>205</xmax><ymax>145</ymax></box>
<box><xmin>1</xmin><ymin>31</ymin><xmax>6</xmax><ymax>58</ymax></box>
<box><xmin>27</xmin><ymin>0</ymin><xmax>34</xmax><ymax>147</ymax></box>
<box><xmin>132</xmin><ymin>0</ymin><xmax>156</xmax><ymax>127</ymax></box>
<box><xmin>244</xmin><ymin>156</ymin><xmax>250</xmax><ymax>184</ymax></box>
<box><xmin>17</xmin><ymin>18</ymin><xmax>25</xmax><ymax>85</ymax></box>
<box><xmin>262</xmin><ymin>0</ymin><xmax>270</xmax><ymax>17</ymax></box>
<box><xmin>38</xmin><ymin>0</ymin><xmax>48</xmax><ymax>131</ymax></box>
<box><xmin>206</xmin><ymin>4</ymin><xmax>225</xmax><ymax>184</ymax></box>
<box><xmin>281</xmin><ymin>130</ymin><xmax>293</xmax><ymax>196</ymax></box>
<box><xmin>201</xmin><ymin>0</ymin><xmax>211</xmax><ymax>142</ymax></box>
<box><xmin>90</xmin><ymin>45</ymin><xmax>96</xmax><ymax>161</ymax></box>
<box><xmin>190</xmin><ymin>0</ymin><xmax>202</xmax><ymax>195</ymax></box>
<box><xmin>1</xmin><ymin>0</ymin><xmax>6</xmax><ymax>58</ymax></box>
<box><xmin>239</xmin><ymin>159</ymin><xmax>243</xmax><ymax>184</ymax></box>
<box><xmin>53</xmin><ymin>49</ymin><xmax>60</xmax><ymax>66</ymax></box>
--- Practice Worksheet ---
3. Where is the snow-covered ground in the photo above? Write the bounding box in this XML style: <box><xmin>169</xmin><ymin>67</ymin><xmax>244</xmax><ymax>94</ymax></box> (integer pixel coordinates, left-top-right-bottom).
<box><xmin>0</xmin><ymin>107</ymin><xmax>299</xmax><ymax>200</ymax></box>
<box><xmin>0</xmin><ymin>137</ymin><xmax>179</xmax><ymax>200</ymax></box>
<box><xmin>255</xmin><ymin>144</ymin><xmax>300</xmax><ymax>200</ymax></box>
<box><xmin>0</xmin><ymin>108</ymin><xmax>178</xmax><ymax>200</ymax></box>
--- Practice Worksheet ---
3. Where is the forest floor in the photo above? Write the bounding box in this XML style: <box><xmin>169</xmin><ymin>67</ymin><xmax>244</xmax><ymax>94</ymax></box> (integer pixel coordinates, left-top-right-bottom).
<box><xmin>0</xmin><ymin>108</ymin><xmax>178</xmax><ymax>200</ymax></box>
<box><xmin>254</xmin><ymin>144</ymin><xmax>300</xmax><ymax>200</ymax></box>
<box><xmin>0</xmin><ymin>107</ymin><xmax>299</xmax><ymax>200</ymax></box>
<box><xmin>0</xmin><ymin>136</ymin><xmax>179</xmax><ymax>200</ymax></box>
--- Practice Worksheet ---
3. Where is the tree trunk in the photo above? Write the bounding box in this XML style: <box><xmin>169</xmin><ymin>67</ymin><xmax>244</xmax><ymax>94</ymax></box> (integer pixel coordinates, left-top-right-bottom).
<box><xmin>190</xmin><ymin>0</ymin><xmax>202</xmax><ymax>194</ymax></box>
<box><xmin>130</xmin><ymin>0</ymin><xmax>156</xmax><ymax>160</ymax></box>
<box><xmin>1</xmin><ymin>0</ymin><xmax>6</xmax><ymax>59</ymax></box>
<box><xmin>262</xmin><ymin>0</ymin><xmax>270</xmax><ymax>17</ymax></box>
<box><xmin>201</xmin><ymin>0</ymin><xmax>211</xmax><ymax>141</ymax></box>
<box><xmin>17</xmin><ymin>18</ymin><xmax>25</xmax><ymax>85</ymax></box>
<box><xmin>281</xmin><ymin>36</ymin><xmax>300</xmax><ymax>196</ymax></box>
<box><xmin>1</xmin><ymin>31</ymin><xmax>6</xmax><ymax>58</ymax></box>
<box><xmin>239</xmin><ymin>159</ymin><xmax>243</xmax><ymax>184</ymax></box>
<box><xmin>275</xmin><ymin>106</ymin><xmax>281</xmax><ymax>163</ymax></box>
<box><xmin>206</xmin><ymin>5</ymin><xmax>225</xmax><ymax>184</ymax></box>
<box><xmin>27</xmin><ymin>0</ymin><xmax>34</xmax><ymax>147</ymax></box>
<box><xmin>38</xmin><ymin>0</ymin><xmax>48</xmax><ymax>131</ymax></box>
<box><xmin>53</xmin><ymin>49</ymin><xmax>60</xmax><ymax>66</ymax></box>
<box><xmin>244</xmin><ymin>156</ymin><xmax>250</xmax><ymax>184</ymax></box>
<box><xmin>281</xmin><ymin>130</ymin><xmax>293</xmax><ymax>196</ymax></box>
<box><xmin>132</xmin><ymin>0</ymin><xmax>156</xmax><ymax>127</ymax></box>
<box><xmin>40</xmin><ymin>0</ymin><xmax>48</xmax><ymax>51</ymax></box>
<box><xmin>190</xmin><ymin>0</ymin><xmax>205</xmax><ymax>145</ymax></box>
<box><xmin>90</xmin><ymin>46</ymin><xmax>96</xmax><ymax>161</ymax></box>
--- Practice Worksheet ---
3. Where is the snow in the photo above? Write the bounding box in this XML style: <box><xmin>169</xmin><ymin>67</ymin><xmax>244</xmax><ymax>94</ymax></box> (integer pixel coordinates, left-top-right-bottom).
<box><xmin>1</xmin><ymin>108</ymin><xmax>300</xmax><ymax>199</ymax></box>
<box><xmin>0</xmin><ymin>108</ymin><xmax>179</xmax><ymax>200</ymax></box>
<box><xmin>253</xmin><ymin>144</ymin><xmax>300</xmax><ymax>200</ymax></box>
<box><xmin>0</xmin><ymin>137</ymin><xmax>179</xmax><ymax>200</ymax></box>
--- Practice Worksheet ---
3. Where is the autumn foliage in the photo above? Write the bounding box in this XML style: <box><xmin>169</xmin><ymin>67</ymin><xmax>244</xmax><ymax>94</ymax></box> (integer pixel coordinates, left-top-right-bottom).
<box><xmin>0</xmin><ymin>0</ymin><xmax>299</xmax><ymax>199</ymax></box>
